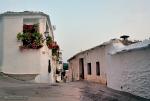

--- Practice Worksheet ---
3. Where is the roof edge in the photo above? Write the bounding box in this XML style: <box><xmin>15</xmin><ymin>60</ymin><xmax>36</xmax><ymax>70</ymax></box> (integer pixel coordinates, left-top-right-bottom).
<box><xmin>67</xmin><ymin>39</ymin><xmax>120</xmax><ymax>61</ymax></box>
<box><xmin>0</xmin><ymin>11</ymin><xmax>54</xmax><ymax>39</ymax></box>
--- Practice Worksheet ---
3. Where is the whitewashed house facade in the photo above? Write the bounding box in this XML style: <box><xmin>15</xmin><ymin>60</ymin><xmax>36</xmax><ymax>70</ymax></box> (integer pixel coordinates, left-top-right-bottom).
<box><xmin>68</xmin><ymin>38</ymin><xmax>150</xmax><ymax>99</ymax></box>
<box><xmin>68</xmin><ymin>42</ymin><xmax>108</xmax><ymax>84</ymax></box>
<box><xmin>0</xmin><ymin>11</ymin><xmax>59</xmax><ymax>83</ymax></box>
<box><xmin>108</xmin><ymin>39</ymin><xmax>150</xmax><ymax>99</ymax></box>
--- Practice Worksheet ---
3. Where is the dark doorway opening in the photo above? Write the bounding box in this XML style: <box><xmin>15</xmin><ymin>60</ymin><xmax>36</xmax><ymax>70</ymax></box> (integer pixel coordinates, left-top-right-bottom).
<box><xmin>48</xmin><ymin>60</ymin><xmax>51</xmax><ymax>73</ymax></box>
<box><xmin>87</xmin><ymin>63</ymin><xmax>92</xmax><ymax>75</ymax></box>
<box><xmin>79</xmin><ymin>58</ymin><xmax>84</xmax><ymax>80</ymax></box>
<box><xmin>96</xmin><ymin>62</ymin><xmax>100</xmax><ymax>76</ymax></box>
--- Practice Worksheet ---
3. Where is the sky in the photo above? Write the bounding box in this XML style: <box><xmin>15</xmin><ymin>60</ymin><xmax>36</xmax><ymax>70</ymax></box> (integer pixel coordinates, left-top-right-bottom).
<box><xmin>0</xmin><ymin>0</ymin><xmax>150</xmax><ymax>62</ymax></box>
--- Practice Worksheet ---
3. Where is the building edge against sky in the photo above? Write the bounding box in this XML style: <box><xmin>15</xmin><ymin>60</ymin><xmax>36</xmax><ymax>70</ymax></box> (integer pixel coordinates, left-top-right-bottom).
<box><xmin>0</xmin><ymin>11</ymin><xmax>63</xmax><ymax>83</ymax></box>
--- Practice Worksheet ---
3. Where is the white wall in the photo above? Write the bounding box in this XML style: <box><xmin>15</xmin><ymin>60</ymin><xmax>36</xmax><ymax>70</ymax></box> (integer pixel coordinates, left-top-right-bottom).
<box><xmin>68</xmin><ymin>46</ymin><xmax>107</xmax><ymax>84</ymax></box>
<box><xmin>83</xmin><ymin>47</ymin><xmax>107</xmax><ymax>84</ymax></box>
<box><xmin>34</xmin><ymin>17</ymin><xmax>54</xmax><ymax>83</ymax></box>
<box><xmin>68</xmin><ymin>57</ymin><xmax>80</xmax><ymax>81</ymax></box>
<box><xmin>2</xmin><ymin>16</ymin><xmax>41</xmax><ymax>74</ymax></box>
<box><xmin>0</xmin><ymin>18</ymin><xmax>3</xmax><ymax>71</ymax></box>
<box><xmin>0</xmin><ymin>15</ymin><xmax>55</xmax><ymax>83</ymax></box>
<box><xmin>107</xmin><ymin>47</ymin><xmax>150</xmax><ymax>99</ymax></box>
<box><xmin>35</xmin><ymin>47</ymin><xmax>52</xmax><ymax>83</ymax></box>
<box><xmin>68</xmin><ymin>40</ymin><xmax>150</xmax><ymax>99</ymax></box>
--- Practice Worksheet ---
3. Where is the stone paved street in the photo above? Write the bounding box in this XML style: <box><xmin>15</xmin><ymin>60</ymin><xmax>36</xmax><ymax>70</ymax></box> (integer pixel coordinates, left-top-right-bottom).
<box><xmin>0</xmin><ymin>76</ymin><xmax>149</xmax><ymax>101</ymax></box>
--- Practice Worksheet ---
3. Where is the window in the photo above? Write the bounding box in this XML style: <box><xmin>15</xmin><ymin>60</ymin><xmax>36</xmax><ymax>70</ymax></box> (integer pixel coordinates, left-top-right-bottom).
<box><xmin>22</xmin><ymin>19</ymin><xmax>40</xmax><ymax>47</ymax></box>
<box><xmin>59</xmin><ymin>61</ymin><xmax>63</xmax><ymax>64</ymax></box>
<box><xmin>87</xmin><ymin>63</ymin><xmax>91</xmax><ymax>75</ymax></box>
<box><xmin>23</xmin><ymin>24</ymin><xmax>39</xmax><ymax>33</ymax></box>
<box><xmin>96</xmin><ymin>62</ymin><xmax>100</xmax><ymax>76</ymax></box>
<box><xmin>23</xmin><ymin>18</ymin><xmax>39</xmax><ymax>33</ymax></box>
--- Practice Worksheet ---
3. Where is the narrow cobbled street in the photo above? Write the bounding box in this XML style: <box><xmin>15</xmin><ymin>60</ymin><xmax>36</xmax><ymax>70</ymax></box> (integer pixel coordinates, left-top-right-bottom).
<box><xmin>0</xmin><ymin>76</ymin><xmax>148</xmax><ymax>101</ymax></box>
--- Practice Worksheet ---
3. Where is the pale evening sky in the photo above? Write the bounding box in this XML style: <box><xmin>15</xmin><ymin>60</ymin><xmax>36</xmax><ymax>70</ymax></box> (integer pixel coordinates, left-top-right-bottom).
<box><xmin>0</xmin><ymin>0</ymin><xmax>150</xmax><ymax>62</ymax></box>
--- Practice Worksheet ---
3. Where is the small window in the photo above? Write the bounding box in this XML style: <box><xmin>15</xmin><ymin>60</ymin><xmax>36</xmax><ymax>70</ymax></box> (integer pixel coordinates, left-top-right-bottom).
<box><xmin>59</xmin><ymin>61</ymin><xmax>63</xmax><ymax>64</ymax></box>
<box><xmin>96</xmin><ymin>62</ymin><xmax>100</xmax><ymax>76</ymax></box>
<box><xmin>87</xmin><ymin>63</ymin><xmax>91</xmax><ymax>75</ymax></box>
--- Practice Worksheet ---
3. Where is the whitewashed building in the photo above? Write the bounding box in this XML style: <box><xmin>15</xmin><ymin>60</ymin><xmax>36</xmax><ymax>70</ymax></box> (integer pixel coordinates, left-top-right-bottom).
<box><xmin>108</xmin><ymin>39</ymin><xmax>150</xmax><ymax>99</ymax></box>
<box><xmin>0</xmin><ymin>11</ymin><xmax>59</xmax><ymax>83</ymax></box>
<box><xmin>67</xmin><ymin>42</ymin><xmax>108</xmax><ymax>84</ymax></box>
<box><xmin>68</xmin><ymin>38</ymin><xmax>150</xmax><ymax>99</ymax></box>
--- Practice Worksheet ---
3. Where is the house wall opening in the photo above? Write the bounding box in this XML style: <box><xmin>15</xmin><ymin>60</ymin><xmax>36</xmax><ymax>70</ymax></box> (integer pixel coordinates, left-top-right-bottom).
<box><xmin>87</xmin><ymin>63</ymin><xmax>91</xmax><ymax>75</ymax></box>
<box><xmin>79</xmin><ymin>58</ymin><xmax>84</xmax><ymax>79</ymax></box>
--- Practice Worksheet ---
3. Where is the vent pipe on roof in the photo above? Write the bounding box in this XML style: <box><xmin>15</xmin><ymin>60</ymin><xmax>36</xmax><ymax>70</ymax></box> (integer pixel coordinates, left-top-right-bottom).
<box><xmin>120</xmin><ymin>35</ymin><xmax>130</xmax><ymax>40</ymax></box>
<box><xmin>120</xmin><ymin>35</ymin><xmax>132</xmax><ymax>45</ymax></box>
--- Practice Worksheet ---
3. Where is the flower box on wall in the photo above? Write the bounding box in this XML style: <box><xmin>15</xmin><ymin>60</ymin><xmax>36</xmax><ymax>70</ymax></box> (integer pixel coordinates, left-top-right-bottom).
<box><xmin>47</xmin><ymin>42</ymin><xmax>59</xmax><ymax>49</ymax></box>
<box><xmin>17</xmin><ymin>23</ymin><xmax>44</xmax><ymax>50</ymax></box>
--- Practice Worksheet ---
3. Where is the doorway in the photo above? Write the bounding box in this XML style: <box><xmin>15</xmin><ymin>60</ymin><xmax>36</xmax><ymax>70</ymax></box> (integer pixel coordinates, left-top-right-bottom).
<box><xmin>79</xmin><ymin>58</ymin><xmax>84</xmax><ymax>80</ymax></box>
<box><xmin>48</xmin><ymin>60</ymin><xmax>51</xmax><ymax>73</ymax></box>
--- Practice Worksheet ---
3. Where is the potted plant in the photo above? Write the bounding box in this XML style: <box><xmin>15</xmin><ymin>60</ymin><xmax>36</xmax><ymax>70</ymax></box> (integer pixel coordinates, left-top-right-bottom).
<box><xmin>17</xmin><ymin>32</ymin><xmax>44</xmax><ymax>49</ymax></box>
<box><xmin>17</xmin><ymin>23</ymin><xmax>44</xmax><ymax>50</ymax></box>
<box><xmin>46</xmin><ymin>36</ymin><xmax>53</xmax><ymax>49</ymax></box>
